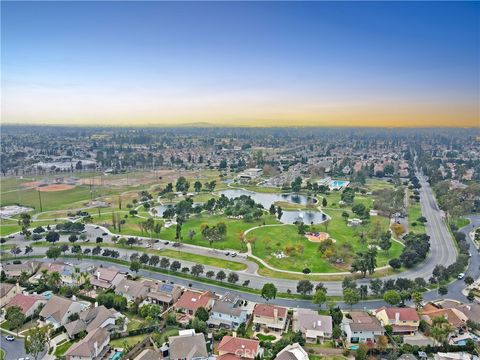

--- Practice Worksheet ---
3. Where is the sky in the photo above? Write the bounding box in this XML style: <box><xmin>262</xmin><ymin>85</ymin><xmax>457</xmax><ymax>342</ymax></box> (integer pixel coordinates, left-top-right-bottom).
<box><xmin>1</xmin><ymin>1</ymin><xmax>479</xmax><ymax>128</ymax></box>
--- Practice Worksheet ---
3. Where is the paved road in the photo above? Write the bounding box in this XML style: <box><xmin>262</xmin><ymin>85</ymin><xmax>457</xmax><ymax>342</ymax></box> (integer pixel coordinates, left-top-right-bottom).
<box><xmin>0</xmin><ymin>330</ymin><xmax>47</xmax><ymax>360</ymax></box>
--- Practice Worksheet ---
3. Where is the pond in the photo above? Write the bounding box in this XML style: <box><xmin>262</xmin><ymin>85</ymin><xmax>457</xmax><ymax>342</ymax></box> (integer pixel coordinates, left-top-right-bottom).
<box><xmin>218</xmin><ymin>188</ymin><xmax>327</xmax><ymax>225</ymax></box>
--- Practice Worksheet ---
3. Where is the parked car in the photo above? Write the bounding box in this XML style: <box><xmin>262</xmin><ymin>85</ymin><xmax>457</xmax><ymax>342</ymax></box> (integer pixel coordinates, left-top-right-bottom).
<box><xmin>458</xmin><ymin>273</ymin><xmax>465</xmax><ymax>279</ymax></box>
<box><xmin>231</xmin><ymin>253</ymin><xmax>237</xmax><ymax>257</ymax></box>
<box><xmin>102</xmin><ymin>232</ymin><xmax>108</xmax><ymax>236</ymax></box>
<box><xmin>5</xmin><ymin>335</ymin><xmax>15</xmax><ymax>341</ymax></box>
<box><xmin>164</xmin><ymin>241</ymin><xmax>170</xmax><ymax>245</ymax></box>
<box><xmin>225</xmin><ymin>252</ymin><xmax>230</xmax><ymax>256</ymax></box>
<box><xmin>95</xmin><ymin>226</ymin><xmax>100</xmax><ymax>229</ymax></box>
<box><xmin>173</xmin><ymin>242</ymin><xmax>181</xmax><ymax>247</ymax></box>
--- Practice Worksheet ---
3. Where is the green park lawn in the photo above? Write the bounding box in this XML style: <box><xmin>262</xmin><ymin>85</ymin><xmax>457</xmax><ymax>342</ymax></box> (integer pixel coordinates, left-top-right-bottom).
<box><xmin>247</xmin><ymin>210</ymin><xmax>403</xmax><ymax>273</ymax></box>
<box><xmin>159</xmin><ymin>214</ymin><xmax>280</xmax><ymax>251</ymax></box>
<box><xmin>408</xmin><ymin>200</ymin><xmax>426</xmax><ymax>234</ymax></box>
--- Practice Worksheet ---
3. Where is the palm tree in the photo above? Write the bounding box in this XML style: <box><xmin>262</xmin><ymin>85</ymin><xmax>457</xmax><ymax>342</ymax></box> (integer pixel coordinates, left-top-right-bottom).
<box><xmin>430</xmin><ymin>316</ymin><xmax>454</xmax><ymax>345</ymax></box>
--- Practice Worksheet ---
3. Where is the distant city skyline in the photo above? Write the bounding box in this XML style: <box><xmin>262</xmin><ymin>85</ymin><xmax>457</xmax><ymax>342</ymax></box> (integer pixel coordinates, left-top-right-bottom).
<box><xmin>2</xmin><ymin>1</ymin><xmax>479</xmax><ymax>127</ymax></box>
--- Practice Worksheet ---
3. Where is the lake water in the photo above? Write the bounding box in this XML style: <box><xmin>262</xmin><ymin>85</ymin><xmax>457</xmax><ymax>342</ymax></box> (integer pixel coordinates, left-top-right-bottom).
<box><xmin>218</xmin><ymin>188</ymin><xmax>327</xmax><ymax>224</ymax></box>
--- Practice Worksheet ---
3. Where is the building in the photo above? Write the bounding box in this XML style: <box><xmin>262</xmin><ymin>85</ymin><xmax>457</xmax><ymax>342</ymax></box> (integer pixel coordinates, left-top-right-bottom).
<box><xmin>175</xmin><ymin>290</ymin><xmax>215</xmax><ymax>315</ymax></box>
<box><xmin>65</xmin><ymin>305</ymin><xmax>125</xmax><ymax>338</ymax></box>
<box><xmin>114</xmin><ymin>278</ymin><xmax>149</xmax><ymax>302</ymax></box>
<box><xmin>238</xmin><ymin>168</ymin><xmax>263</xmax><ymax>183</ymax></box>
<box><xmin>134</xmin><ymin>349</ymin><xmax>161</xmax><ymax>360</ymax></box>
<box><xmin>421</xmin><ymin>303</ymin><xmax>467</xmax><ymax>333</ymax></box>
<box><xmin>252</xmin><ymin>304</ymin><xmax>287</xmax><ymax>332</ymax></box>
<box><xmin>374</xmin><ymin>307</ymin><xmax>420</xmax><ymax>335</ymax></box>
<box><xmin>89</xmin><ymin>266</ymin><xmax>125</xmax><ymax>290</ymax></box>
<box><xmin>292</xmin><ymin>309</ymin><xmax>332</xmax><ymax>343</ymax></box>
<box><xmin>208</xmin><ymin>292</ymin><xmax>251</xmax><ymax>330</ymax></box>
<box><xmin>39</xmin><ymin>295</ymin><xmax>84</xmax><ymax>328</ymax></box>
<box><xmin>6</xmin><ymin>293</ymin><xmax>46</xmax><ymax>317</ymax></box>
<box><xmin>0</xmin><ymin>260</ymin><xmax>39</xmax><ymax>278</ymax></box>
<box><xmin>341</xmin><ymin>311</ymin><xmax>385</xmax><ymax>344</ymax></box>
<box><xmin>64</xmin><ymin>327</ymin><xmax>110</xmax><ymax>360</ymax></box>
<box><xmin>218</xmin><ymin>335</ymin><xmax>260</xmax><ymax>360</ymax></box>
<box><xmin>144</xmin><ymin>281</ymin><xmax>182</xmax><ymax>309</ymax></box>
<box><xmin>274</xmin><ymin>343</ymin><xmax>309</xmax><ymax>360</ymax></box>
<box><xmin>0</xmin><ymin>282</ymin><xmax>20</xmax><ymax>307</ymax></box>
<box><xmin>168</xmin><ymin>330</ymin><xmax>208</xmax><ymax>360</ymax></box>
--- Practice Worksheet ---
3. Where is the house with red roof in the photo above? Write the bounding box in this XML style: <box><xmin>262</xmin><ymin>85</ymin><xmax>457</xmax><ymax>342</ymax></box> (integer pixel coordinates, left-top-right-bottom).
<box><xmin>6</xmin><ymin>293</ymin><xmax>46</xmax><ymax>317</ymax></box>
<box><xmin>374</xmin><ymin>307</ymin><xmax>420</xmax><ymax>335</ymax></box>
<box><xmin>252</xmin><ymin>304</ymin><xmax>288</xmax><ymax>332</ymax></box>
<box><xmin>174</xmin><ymin>290</ymin><xmax>215</xmax><ymax>315</ymax></box>
<box><xmin>218</xmin><ymin>335</ymin><xmax>260</xmax><ymax>360</ymax></box>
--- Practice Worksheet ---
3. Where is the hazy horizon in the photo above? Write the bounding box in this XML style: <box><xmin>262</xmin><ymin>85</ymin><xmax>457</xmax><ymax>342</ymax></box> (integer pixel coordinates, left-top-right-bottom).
<box><xmin>2</xmin><ymin>1</ymin><xmax>479</xmax><ymax>128</ymax></box>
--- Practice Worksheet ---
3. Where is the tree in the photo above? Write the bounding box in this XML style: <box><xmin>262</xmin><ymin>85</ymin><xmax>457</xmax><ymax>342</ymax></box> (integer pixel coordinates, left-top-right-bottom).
<box><xmin>6</xmin><ymin>305</ymin><xmax>25</xmax><ymax>334</ymax></box>
<box><xmin>227</xmin><ymin>272</ymin><xmax>239</xmax><ymax>284</ymax></box>
<box><xmin>343</xmin><ymin>288</ymin><xmax>359</xmax><ymax>310</ymax></box>
<box><xmin>216</xmin><ymin>270</ymin><xmax>226</xmax><ymax>281</ymax></box>
<box><xmin>379</xmin><ymin>231</ymin><xmax>392</xmax><ymax>254</ymax></box>
<box><xmin>430</xmin><ymin>316</ymin><xmax>454</xmax><ymax>344</ymax></box>
<box><xmin>206</xmin><ymin>270</ymin><xmax>215</xmax><ymax>278</ymax></box>
<box><xmin>297</xmin><ymin>280</ymin><xmax>314</xmax><ymax>295</ymax></box>
<box><xmin>312</xmin><ymin>288</ymin><xmax>327</xmax><ymax>309</ymax></box>
<box><xmin>18</xmin><ymin>213</ymin><xmax>32</xmax><ymax>236</ymax></box>
<box><xmin>389</xmin><ymin>258</ymin><xmax>402</xmax><ymax>270</ymax></box>
<box><xmin>194</xmin><ymin>181</ymin><xmax>202</xmax><ymax>193</ymax></box>
<box><xmin>291</xmin><ymin>177</ymin><xmax>302</xmax><ymax>192</ymax></box>
<box><xmin>438</xmin><ymin>286</ymin><xmax>448</xmax><ymax>296</ymax></box>
<box><xmin>191</xmin><ymin>264</ymin><xmax>204</xmax><ymax>277</ymax></box>
<box><xmin>130</xmin><ymin>261</ymin><xmax>141</xmax><ymax>274</ymax></box>
<box><xmin>354</xmin><ymin>343</ymin><xmax>368</xmax><ymax>360</ymax></box>
<box><xmin>412</xmin><ymin>291</ymin><xmax>423</xmax><ymax>310</ymax></box>
<box><xmin>175</xmin><ymin>176</ymin><xmax>190</xmax><ymax>192</ymax></box>
<box><xmin>322</xmin><ymin>197</ymin><xmax>327</xmax><ymax>207</ymax></box>
<box><xmin>261</xmin><ymin>283</ymin><xmax>277</xmax><ymax>301</ymax></box>
<box><xmin>170</xmin><ymin>260</ymin><xmax>181</xmax><ymax>272</ymax></box>
<box><xmin>188</xmin><ymin>229</ymin><xmax>196</xmax><ymax>242</ymax></box>
<box><xmin>159</xmin><ymin>257</ymin><xmax>170</xmax><ymax>269</ymax></box>
<box><xmin>45</xmin><ymin>231</ymin><xmax>60</xmax><ymax>243</ymax></box>
<box><xmin>369</xmin><ymin>279</ymin><xmax>383</xmax><ymax>296</ymax></box>
<box><xmin>377</xmin><ymin>335</ymin><xmax>388</xmax><ymax>354</ymax></box>
<box><xmin>195</xmin><ymin>307</ymin><xmax>209</xmax><ymax>321</ymax></box>
<box><xmin>465</xmin><ymin>276</ymin><xmax>474</xmax><ymax>285</ymax></box>
<box><xmin>149</xmin><ymin>255</ymin><xmax>160</xmax><ymax>267</ymax></box>
<box><xmin>46</xmin><ymin>246</ymin><xmax>61</xmax><ymax>260</ymax></box>
<box><xmin>383</xmin><ymin>290</ymin><xmax>401</xmax><ymax>306</ymax></box>
<box><xmin>68</xmin><ymin>234</ymin><xmax>78</xmax><ymax>243</ymax></box>
<box><xmin>276</xmin><ymin>206</ymin><xmax>283</xmax><ymax>220</ymax></box>
<box><xmin>24</xmin><ymin>326</ymin><xmax>49</xmax><ymax>360</ymax></box>
<box><xmin>269</xmin><ymin>204</ymin><xmax>276</xmax><ymax>215</ymax></box>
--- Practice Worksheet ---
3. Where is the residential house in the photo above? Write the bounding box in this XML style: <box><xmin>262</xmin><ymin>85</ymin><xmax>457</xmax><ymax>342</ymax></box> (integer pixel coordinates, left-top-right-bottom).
<box><xmin>134</xmin><ymin>349</ymin><xmax>161</xmax><ymax>360</ymax></box>
<box><xmin>65</xmin><ymin>305</ymin><xmax>125</xmax><ymax>338</ymax></box>
<box><xmin>341</xmin><ymin>311</ymin><xmax>384</xmax><ymax>344</ymax></box>
<box><xmin>39</xmin><ymin>295</ymin><xmax>84</xmax><ymax>328</ymax></box>
<box><xmin>217</xmin><ymin>335</ymin><xmax>260</xmax><ymax>360</ymax></box>
<box><xmin>144</xmin><ymin>281</ymin><xmax>182</xmax><ymax>309</ymax></box>
<box><xmin>168</xmin><ymin>329</ymin><xmax>208</xmax><ymax>360</ymax></box>
<box><xmin>374</xmin><ymin>307</ymin><xmax>420</xmax><ymax>335</ymax></box>
<box><xmin>252</xmin><ymin>304</ymin><xmax>287</xmax><ymax>332</ymax></box>
<box><xmin>114</xmin><ymin>278</ymin><xmax>149</xmax><ymax>302</ymax></box>
<box><xmin>1</xmin><ymin>260</ymin><xmax>39</xmax><ymax>278</ymax></box>
<box><xmin>34</xmin><ymin>262</ymin><xmax>78</xmax><ymax>285</ymax></box>
<box><xmin>208</xmin><ymin>292</ymin><xmax>251</xmax><ymax>330</ymax></box>
<box><xmin>175</xmin><ymin>290</ymin><xmax>215</xmax><ymax>316</ymax></box>
<box><xmin>64</xmin><ymin>327</ymin><xmax>110</xmax><ymax>360</ymax></box>
<box><xmin>89</xmin><ymin>266</ymin><xmax>125</xmax><ymax>290</ymax></box>
<box><xmin>6</xmin><ymin>293</ymin><xmax>46</xmax><ymax>317</ymax></box>
<box><xmin>0</xmin><ymin>282</ymin><xmax>20</xmax><ymax>307</ymax></box>
<box><xmin>292</xmin><ymin>309</ymin><xmax>332</xmax><ymax>343</ymax></box>
<box><xmin>274</xmin><ymin>343</ymin><xmax>309</xmax><ymax>360</ymax></box>
<box><xmin>421</xmin><ymin>303</ymin><xmax>467</xmax><ymax>333</ymax></box>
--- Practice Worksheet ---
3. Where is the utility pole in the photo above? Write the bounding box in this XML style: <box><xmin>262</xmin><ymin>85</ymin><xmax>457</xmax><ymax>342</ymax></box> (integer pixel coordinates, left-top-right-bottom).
<box><xmin>37</xmin><ymin>190</ymin><xmax>43</xmax><ymax>212</ymax></box>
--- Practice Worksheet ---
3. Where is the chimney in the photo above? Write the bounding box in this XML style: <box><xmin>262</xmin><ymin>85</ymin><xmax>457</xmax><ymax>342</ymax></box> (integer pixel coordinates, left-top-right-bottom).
<box><xmin>395</xmin><ymin>312</ymin><xmax>400</xmax><ymax>323</ymax></box>
<box><xmin>232</xmin><ymin>331</ymin><xmax>237</xmax><ymax>338</ymax></box>
<box><xmin>96</xmin><ymin>271</ymin><xmax>100</xmax><ymax>280</ymax></box>
<box><xmin>94</xmin><ymin>341</ymin><xmax>98</xmax><ymax>356</ymax></box>
<box><xmin>273</xmin><ymin>308</ymin><xmax>278</xmax><ymax>322</ymax></box>
<box><xmin>16</xmin><ymin>282</ymin><xmax>21</xmax><ymax>293</ymax></box>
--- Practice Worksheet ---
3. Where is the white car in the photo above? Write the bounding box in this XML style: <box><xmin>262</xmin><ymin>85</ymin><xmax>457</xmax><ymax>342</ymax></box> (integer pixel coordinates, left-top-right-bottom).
<box><xmin>458</xmin><ymin>273</ymin><xmax>465</xmax><ymax>279</ymax></box>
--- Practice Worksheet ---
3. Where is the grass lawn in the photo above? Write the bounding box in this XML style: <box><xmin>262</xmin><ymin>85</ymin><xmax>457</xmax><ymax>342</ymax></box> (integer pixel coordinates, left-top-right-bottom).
<box><xmin>454</xmin><ymin>218</ymin><xmax>470</xmax><ymax>229</ymax></box>
<box><xmin>256</xmin><ymin>334</ymin><xmax>276</xmax><ymax>341</ymax></box>
<box><xmin>154</xmin><ymin>326</ymin><xmax>179</xmax><ymax>344</ymax></box>
<box><xmin>126</xmin><ymin>313</ymin><xmax>146</xmax><ymax>331</ymax></box>
<box><xmin>408</xmin><ymin>199</ymin><xmax>426</xmax><ymax>234</ymax></box>
<box><xmin>110</xmin><ymin>334</ymin><xmax>146</xmax><ymax>348</ymax></box>
<box><xmin>159</xmin><ymin>214</ymin><xmax>280</xmax><ymax>251</ymax></box>
<box><xmin>54</xmin><ymin>340</ymin><xmax>75</xmax><ymax>356</ymax></box>
<box><xmin>248</xmin><ymin>210</ymin><xmax>403</xmax><ymax>272</ymax></box>
<box><xmin>0</xmin><ymin>348</ymin><xmax>4</xmax><ymax>360</ymax></box>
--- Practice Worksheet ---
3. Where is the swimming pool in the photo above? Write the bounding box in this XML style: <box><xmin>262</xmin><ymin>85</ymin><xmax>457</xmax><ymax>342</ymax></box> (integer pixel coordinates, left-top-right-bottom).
<box><xmin>329</xmin><ymin>180</ymin><xmax>349</xmax><ymax>189</ymax></box>
<box><xmin>349</xmin><ymin>345</ymin><xmax>359</xmax><ymax>350</ymax></box>
<box><xmin>110</xmin><ymin>351</ymin><xmax>123</xmax><ymax>360</ymax></box>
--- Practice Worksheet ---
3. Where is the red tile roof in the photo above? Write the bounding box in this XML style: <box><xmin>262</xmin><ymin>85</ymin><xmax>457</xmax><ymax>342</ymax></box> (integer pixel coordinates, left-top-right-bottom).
<box><xmin>218</xmin><ymin>336</ymin><xmax>259</xmax><ymax>359</ymax></box>
<box><xmin>175</xmin><ymin>290</ymin><xmax>213</xmax><ymax>311</ymax></box>
<box><xmin>253</xmin><ymin>304</ymin><xmax>287</xmax><ymax>318</ymax></box>
<box><xmin>6</xmin><ymin>294</ymin><xmax>44</xmax><ymax>314</ymax></box>
<box><xmin>377</xmin><ymin>307</ymin><xmax>419</xmax><ymax>322</ymax></box>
